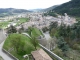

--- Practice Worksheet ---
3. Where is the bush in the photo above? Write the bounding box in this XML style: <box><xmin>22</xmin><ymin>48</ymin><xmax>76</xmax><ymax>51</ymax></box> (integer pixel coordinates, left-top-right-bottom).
<box><xmin>72</xmin><ymin>44</ymin><xmax>80</xmax><ymax>50</ymax></box>
<box><xmin>53</xmin><ymin>48</ymin><xmax>63</xmax><ymax>57</ymax></box>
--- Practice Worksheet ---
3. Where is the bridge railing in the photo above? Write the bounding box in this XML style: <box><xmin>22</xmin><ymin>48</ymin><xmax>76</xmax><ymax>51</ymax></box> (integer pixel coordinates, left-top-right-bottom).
<box><xmin>39</xmin><ymin>44</ymin><xmax>64</xmax><ymax>60</ymax></box>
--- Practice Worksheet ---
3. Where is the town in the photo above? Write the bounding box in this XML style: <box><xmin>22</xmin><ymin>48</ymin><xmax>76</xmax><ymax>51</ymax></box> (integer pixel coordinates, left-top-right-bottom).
<box><xmin>0</xmin><ymin>11</ymin><xmax>77</xmax><ymax>60</ymax></box>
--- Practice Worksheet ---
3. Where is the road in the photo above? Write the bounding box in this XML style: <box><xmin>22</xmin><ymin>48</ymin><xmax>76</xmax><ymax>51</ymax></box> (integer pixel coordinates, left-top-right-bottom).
<box><xmin>0</xmin><ymin>29</ymin><xmax>14</xmax><ymax>60</ymax></box>
<box><xmin>0</xmin><ymin>41</ymin><xmax>14</xmax><ymax>60</ymax></box>
<box><xmin>0</xmin><ymin>30</ymin><xmax>6</xmax><ymax>44</ymax></box>
<box><xmin>43</xmin><ymin>31</ymin><xmax>51</xmax><ymax>40</ymax></box>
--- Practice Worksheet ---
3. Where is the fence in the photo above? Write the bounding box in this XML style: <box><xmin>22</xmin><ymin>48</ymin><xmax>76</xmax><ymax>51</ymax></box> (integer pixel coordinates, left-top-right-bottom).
<box><xmin>39</xmin><ymin>44</ymin><xmax>64</xmax><ymax>60</ymax></box>
<box><xmin>2</xmin><ymin>48</ymin><xmax>19</xmax><ymax>60</ymax></box>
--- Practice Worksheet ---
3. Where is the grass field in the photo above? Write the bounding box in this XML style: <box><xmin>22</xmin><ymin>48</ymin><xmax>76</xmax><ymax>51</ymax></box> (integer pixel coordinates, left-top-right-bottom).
<box><xmin>27</xmin><ymin>27</ymin><xmax>43</xmax><ymax>37</ymax></box>
<box><xmin>0</xmin><ymin>21</ymin><xmax>9</xmax><ymax>28</ymax></box>
<box><xmin>16</xmin><ymin>18</ymin><xmax>29</xmax><ymax>26</ymax></box>
<box><xmin>31</xmin><ymin>27</ymin><xmax>43</xmax><ymax>37</ymax></box>
<box><xmin>3</xmin><ymin>33</ymin><xmax>36</xmax><ymax>60</ymax></box>
<box><xmin>0</xmin><ymin>18</ymin><xmax>29</xmax><ymax>28</ymax></box>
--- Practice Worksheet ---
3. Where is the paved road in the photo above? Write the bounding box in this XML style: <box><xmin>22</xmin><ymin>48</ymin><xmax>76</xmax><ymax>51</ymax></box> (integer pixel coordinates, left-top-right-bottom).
<box><xmin>0</xmin><ymin>30</ymin><xmax>6</xmax><ymax>44</ymax></box>
<box><xmin>0</xmin><ymin>29</ymin><xmax>14</xmax><ymax>60</ymax></box>
<box><xmin>43</xmin><ymin>32</ymin><xmax>51</xmax><ymax>40</ymax></box>
<box><xmin>0</xmin><ymin>41</ymin><xmax>14</xmax><ymax>60</ymax></box>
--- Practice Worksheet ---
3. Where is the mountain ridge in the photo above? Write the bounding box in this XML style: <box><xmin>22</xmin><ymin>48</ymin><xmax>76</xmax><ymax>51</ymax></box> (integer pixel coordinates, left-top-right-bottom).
<box><xmin>53</xmin><ymin>0</ymin><xmax>80</xmax><ymax>16</ymax></box>
<box><xmin>0</xmin><ymin>8</ymin><xmax>31</xmax><ymax>17</ymax></box>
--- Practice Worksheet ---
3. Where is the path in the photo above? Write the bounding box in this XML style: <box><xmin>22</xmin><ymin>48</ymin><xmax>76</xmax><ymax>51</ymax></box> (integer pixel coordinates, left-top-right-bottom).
<box><xmin>0</xmin><ymin>41</ymin><xmax>14</xmax><ymax>60</ymax></box>
<box><xmin>0</xmin><ymin>30</ymin><xmax>6</xmax><ymax>44</ymax></box>
<box><xmin>43</xmin><ymin>31</ymin><xmax>51</xmax><ymax>40</ymax></box>
<box><xmin>0</xmin><ymin>29</ymin><xmax>14</xmax><ymax>60</ymax></box>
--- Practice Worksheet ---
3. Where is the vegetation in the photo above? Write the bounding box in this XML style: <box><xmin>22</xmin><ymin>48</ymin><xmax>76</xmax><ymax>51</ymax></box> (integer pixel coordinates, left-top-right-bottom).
<box><xmin>18</xmin><ymin>25</ymin><xmax>24</xmax><ymax>33</ymax></box>
<box><xmin>7</xmin><ymin>25</ymin><xmax>17</xmax><ymax>34</ymax></box>
<box><xmin>44</xmin><ymin>11</ymin><xmax>57</xmax><ymax>17</ymax></box>
<box><xmin>42</xmin><ymin>27</ymin><xmax>49</xmax><ymax>33</ymax></box>
<box><xmin>3</xmin><ymin>27</ymin><xmax>43</xmax><ymax>60</ymax></box>
<box><xmin>53</xmin><ymin>0</ymin><xmax>80</xmax><ymax>17</ymax></box>
<box><xmin>27</xmin><ymin>27</ymin><xmax>43</xmax><ymax>37</ymax></box>
<box><xmin>3</xmin><ymin>33</ymin><xmax>36</xmax><ymax>60</ymax></box>
<box><xmin>26</xmin><ymin>27</ymin><xmax>43</xmax><ymax>49</ymax></box>
<box><xmin>49</xmin><ymin>22</ymin><xmax>58</xmax><ymax>37</ymax></box>
<box><xmin>18</xmin><ymin>18</ymin><xmax>29</xmax><ymax>23</ymax></box>
<box><xmin>49</xmin><ymin>21</ymin><xmax>80</xmax><ymax>60</ymax></box>
<box><xmin>0</xmin><ymin>17</ymin><xmax>29</xmax><ymax>29</ymax></box>
<box><xmin>0</xmin><ymin>21</ymin><xmax>9</xmax><ymax>28</ymax></box>
<box><xmin>30</xmin><ymin>36</ymin><xmax>39</xmax><ymax>50</ymax></box>
<box><xmin>0</xmin><ymin>56</ymin><xmax>4</xmax><ymax>60</ymax></box>
<box><xmin>0</xmin><ymin>8</ymin><xmax>30</xmax><ymax>17</ymax></box>
<box><xmin>16</xmin><ymin>18</ymin><xmax>29</xmax><ymax>26</ymax></box>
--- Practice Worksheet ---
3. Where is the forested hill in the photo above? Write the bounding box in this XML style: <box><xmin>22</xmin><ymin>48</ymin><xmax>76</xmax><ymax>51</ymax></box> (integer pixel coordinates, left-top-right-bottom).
<box><xmin>42</xmin><ymin>5</ymin><xmax>58</xmax><ymax>12</ymax></box>
<box><xmin>53</xmin><ymin>0</ymin><xmax>80</xmax><ymax>17</ymax></box>
<box><xmin>0</xmin><ymin>8</ymin><xmax>30</xmax><ymax>14</ymax></box>
<box><xmin>0</xmin><ymin>8</ymin><xmax>31</xmax><ymax>17</ymax></box>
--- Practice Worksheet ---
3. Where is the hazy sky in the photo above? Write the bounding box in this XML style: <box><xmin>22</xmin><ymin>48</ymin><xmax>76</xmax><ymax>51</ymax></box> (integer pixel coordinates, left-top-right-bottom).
<box><xmin>0</xmin><ymin>0</ymin><xmax>71</xmax><ymax>9</ymax></box>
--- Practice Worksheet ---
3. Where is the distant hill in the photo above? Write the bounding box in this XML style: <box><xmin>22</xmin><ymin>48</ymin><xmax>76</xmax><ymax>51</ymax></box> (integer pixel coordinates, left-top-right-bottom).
<box><xmin>29</xmin><ymin>5</ymin><xmax>59</xmax><ymax>12</ymax></box>
<box><xmin>42</xmin><ymin>5</ymin><xmax>58</xmax><ymax>17</ymax></box>
<box><xmin>42</xmin><ymin>5</ymin><xmax>59</xmax><ymax>12</ymax></box>
<box><xmin>29</xmin><ymin>8</ymin><xmax>43</xmax><ymax>12</ymax></box>
<box><xmin>0</xmin><ymin>8</ymin><xmax>31</xmax><ymax>17</ymax></box>
<box><xmin>0</xmin><ymin>8</ymin><xmax>30</xmax><ymax>13</ymax></box>
<box><xmin>53</xmin><ymin>0</ymin><xmax>80</xmax><ymax>17</ymax></box>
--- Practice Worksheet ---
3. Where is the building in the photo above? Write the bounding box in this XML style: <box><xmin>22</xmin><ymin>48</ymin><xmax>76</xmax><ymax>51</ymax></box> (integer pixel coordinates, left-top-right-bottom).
<box><xmin>31</xmin><ymin>49</ymin><xmax>52</xmax><ymax>60</ymax></box>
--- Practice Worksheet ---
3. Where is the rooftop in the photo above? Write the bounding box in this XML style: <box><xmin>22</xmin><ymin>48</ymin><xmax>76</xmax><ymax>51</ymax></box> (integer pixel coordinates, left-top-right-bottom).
<box><xmin>31</xmin><ymin>49</ymin><xmax>52</xmax><ymax>60</ymax></box>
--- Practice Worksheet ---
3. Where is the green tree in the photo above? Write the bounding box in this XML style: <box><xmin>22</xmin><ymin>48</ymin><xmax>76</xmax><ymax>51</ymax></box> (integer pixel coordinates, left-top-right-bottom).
<box><xmin>49</xmin><ymin>22</ymin><xmax>58</xmax><ymax>37</ymax></box>
<box><xmin>49</xmin><ymin>22</ymin><xmax>58</xmax><ymax>31</ymax></box>
<box><xmin>11</xmin><ymin>35</ymin><xmax>26</xmax><ymax>55</ymax></box>
<box><xmin>58</xmin><ymin>23</ymin><xmax>67</xmax><ymax>38</ymax></box>
<box><xmin>42</xmin><ymin>27</ymin><xmax>48</xmax><ymax>33</ymax></box>
<box><xmin>7</xmin><ymin>25</ymin><xmax>17</xmax><ymax>34</ymax></box>
<box><xmin>18</xmin><ymin>25</ymin><xmax>24</xmax><ymax>33</ymax></box>
<box><xmin>31</xmin><ymin>37</ymin><xmax>38</xmax><ymax>50</ymax></box>
<box><xmin>57</xmin><ymin>37</ymin><xmax>69</xmax><ymax>52</ymax></box>
<box><xmin>27</xmin><ymin>27</ymin><xmax>32</xmax><ymax>36</ymax></box>
<box><xmin>27</xmin><ymin>27</ymin><xmax>39</xmax><ymax>50</ymax></box>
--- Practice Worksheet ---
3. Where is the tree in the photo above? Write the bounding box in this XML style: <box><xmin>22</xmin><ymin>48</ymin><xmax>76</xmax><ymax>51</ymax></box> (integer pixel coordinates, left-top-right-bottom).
<box><xmin>18</xmin><ymin>25</ymin><xmax>24</xmax><ymax>33</ymax></box>
<box><xmin>7</xmin><ymin>25</ymin><xmax>17</xmax><ymax>34</ymax></box>
<box><xmin>31</xmin><ymin>37</ymin><xmax>38</xmax><ymax>50</ymax></box>
<box><xmin>27</xmin><ymin>27</ymin><xmax>39</xmax><ymax>50</ymax></box>
<box><xmin>10</xmin><ymin>35</ymin><xmax>26</xmax><ymax>55</ymax></box>
<box><xmin>49</xmin><ymin>22</ymin><xmax>58</xmax><ymax>37</ymax></box>
<box><xmin>42</xmin><ymin>27</ymin><xmax>48</xmax><ymax>33</ymax></box>
<box><xmin>27</xmin><ymin>27</ymin><xmax>32</xmax><ymax>36</ymax></box>
<box><xmin>57</xmin><ymin>37</ymin><xmax>69</xmax><ymax>52</ymax></box>
<box><xmin>49</xmin><ymin>22</ymin><xmax>58</xmax><ymax>31</ymax></box>
<box><xmin>57</xmin><ymin>23</ymin><xmax>67</xmax><ymax>38</ymax></box>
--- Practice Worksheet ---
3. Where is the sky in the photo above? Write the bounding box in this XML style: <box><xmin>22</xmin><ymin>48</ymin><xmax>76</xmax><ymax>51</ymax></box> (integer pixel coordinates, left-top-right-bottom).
<box><xmin>0</xmin><ymin>0</ymin><xmax>71</xmax><ymax>10</ymax></box>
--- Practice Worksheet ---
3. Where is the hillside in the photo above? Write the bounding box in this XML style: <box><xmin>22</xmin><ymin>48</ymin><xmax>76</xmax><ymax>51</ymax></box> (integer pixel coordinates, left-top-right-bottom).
<box><xmin>53</xmin><ymin>0</ymin><xmax>80</xmax><ymax>17</ymax></box>
<box><xmin>29</xmin><ymin>8</ymin><xmax>43</xmax><ymax>12</ymax></box>
<box><xmin>0</xmin><ymin>8</ymin><xmax>31</xmax><ymax>17</ymax></box>
<box><xmin>42</xmin><ymin>5</ymin><xmax>59</xmax><ymax>12</ymax></box>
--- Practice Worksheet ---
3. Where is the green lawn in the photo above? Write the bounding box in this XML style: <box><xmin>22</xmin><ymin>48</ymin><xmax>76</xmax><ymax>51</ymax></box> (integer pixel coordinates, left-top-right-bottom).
<box><xmin>19</xmin><ymin>18</ymin><xmax>29</xmax><ymax>23</ymax></box>
<box><xmin>3</xmin><ymin>33</ymin><xmax>36</xmax><ymax>60</ymax></box>
<box><xmin>16</xmin><ymin>18</ymin><xmax>29</xmax><ymax>26</ymax></box>
<box><xmin>0</xmin><ymin>21</ymin><xmax>9</xmax><ymax>28</ymax></box>
<box><xmin>0</xmin><ymin>18</ymin><xmax>29</xmax><ymax>28</ymax></box>
<box><xmin>27</xmin><ymin>27</ymin><xmax>43</xmax><ymax>37</ymax></box>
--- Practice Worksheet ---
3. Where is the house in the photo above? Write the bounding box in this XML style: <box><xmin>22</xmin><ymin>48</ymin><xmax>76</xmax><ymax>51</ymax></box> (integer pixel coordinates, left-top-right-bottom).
<box><xmin>31</xmin><ymin>49</ymin><xmax>52</xmax><ymax>60</ymax></box>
